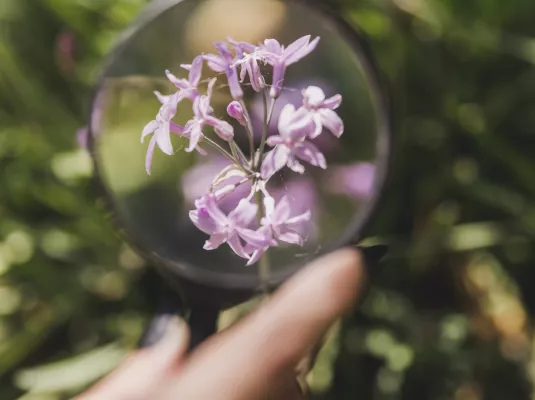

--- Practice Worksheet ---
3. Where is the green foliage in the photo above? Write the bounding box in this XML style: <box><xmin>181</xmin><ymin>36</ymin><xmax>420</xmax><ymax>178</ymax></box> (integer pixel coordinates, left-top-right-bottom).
<box><xmin>1</xmin><ymin>0</ymin><xmax>535</xmax><ymax>398</ymax></box>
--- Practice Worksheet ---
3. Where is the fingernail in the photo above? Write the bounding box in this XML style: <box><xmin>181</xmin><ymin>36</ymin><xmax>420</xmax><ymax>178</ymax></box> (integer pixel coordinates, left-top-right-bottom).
<box><xmin>139</xmin><ymin>314</ymin><xmax>188</xmax><ymax>350</ymax></box>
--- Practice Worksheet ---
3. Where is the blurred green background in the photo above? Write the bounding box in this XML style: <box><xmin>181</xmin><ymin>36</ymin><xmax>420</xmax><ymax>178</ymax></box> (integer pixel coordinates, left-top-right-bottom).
<box><xmin>2</xmin><ymin>0</ymin><xmax>535</xmax><ymax>398</ymax></box>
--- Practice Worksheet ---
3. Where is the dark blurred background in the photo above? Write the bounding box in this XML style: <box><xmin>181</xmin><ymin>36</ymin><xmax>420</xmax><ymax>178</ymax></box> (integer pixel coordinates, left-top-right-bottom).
<box><xmin>1</xmin><ymin>0</ymin><xmax>535</xmax><ymax>398</ymax></box>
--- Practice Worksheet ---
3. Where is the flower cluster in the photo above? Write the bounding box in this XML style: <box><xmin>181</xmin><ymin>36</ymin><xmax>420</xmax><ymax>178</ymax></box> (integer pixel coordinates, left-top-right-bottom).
<box><xmin>141</xmin><ymin>35</ymin><xmax>345</xmax><ymax>266</ymax></box>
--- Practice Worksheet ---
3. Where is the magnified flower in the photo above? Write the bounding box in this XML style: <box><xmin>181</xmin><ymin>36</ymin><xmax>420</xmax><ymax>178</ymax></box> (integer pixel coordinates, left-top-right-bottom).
<box><xmin>204</xmin><ymin>42</ymin><xmax>244</xmax><ymax>100</ymax></box>
<box><xmin>163</xmin><ymin>55</ymin><xmax>204</xmax><ymax>102</ymax></box>
<box><xmin>260</xmin><ymin>35</ymin><xmax>320</xmax><ymax>98</ymax></box>
<box><xmin>301</xmin><ymin>86</ymin><xmax>344</xmax><ymax>138</ymax></box>
<box><xmin>141</xmin><ymin>92</ymin><xmax>184</xmax><ymax>174</ymax></box>
<box><xmin>190</xmin><ymin>195</ymin><xmax>269</xmax><ymax>259</ymax></box>
<box><xmin>182</xmin><ymin>78</ymin><xmax>234</xmax><ymax>152</ymax></box>
<box><xmin>247</xmin><ymin>195</ymin><xmax>311</xmax><ymax>265</ymax></box>
<box><xmin>261</xmin><ymin>104</ymin><xmax>325</xmax><ymax>179</ymax></box>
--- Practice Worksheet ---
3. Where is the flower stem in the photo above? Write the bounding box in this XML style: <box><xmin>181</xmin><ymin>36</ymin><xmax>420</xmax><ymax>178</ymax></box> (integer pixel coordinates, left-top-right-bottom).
<box><xmin>203</xmin><ymin>137</ymin><xmax>235</xmax><ymax>162</ymax></box>
<box><xmin>238</xmin><ymin>99</ymin><xmax>256</xmax><ymax>162</ymax></box>
<box><xmin>256</xmin><ymin>91</ymin><xmax>276</xmax><ymax>169</ymax></box>
<box><xmin>254</xmin><ymin>188</ymin><xmax>271</xmax><ymax>293</ymax></box>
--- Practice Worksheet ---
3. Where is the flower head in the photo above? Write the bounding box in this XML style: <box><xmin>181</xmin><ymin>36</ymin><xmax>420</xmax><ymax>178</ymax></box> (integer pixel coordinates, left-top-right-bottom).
<box><xmin>301</xmin><ymin>86</ymin><xmax>344</xmax><ymax>138</ymax></box>
<box><xmin>141</xmin><ymin>92</ymin><xmax>184</xmax><ymax>174</ymax></box>
<box><xmin>246</xmin><ymin>195</ymin><xmax>311</xmax><ymax>265</ymax></box>
<box><xmin>204</xmin><ymin>42</ymin><xmax>244</xmax><ymax>100</ymax></box>
<box><xmin>260</xmin><ymin>35</ymin><xmax>320</xmax><ymax>98</ymax></box>
<box><xmin>182</xmin><ymin>78</ymin><xmax>234</xmax><ymax>152</ymax></box>
<box><xmin>261</xmin><ymin>104</ymin><xmax>326</xmax><ymax>179</ymax></box>
<box><xmin>190</xmin><ymin>194</ymin><xmax>269</xmax><ymax>259</ymax></box>
<box><xmin>164</xmin><ymin>55</ymin><xmax>204</xmax><ymax>102</ymax></box>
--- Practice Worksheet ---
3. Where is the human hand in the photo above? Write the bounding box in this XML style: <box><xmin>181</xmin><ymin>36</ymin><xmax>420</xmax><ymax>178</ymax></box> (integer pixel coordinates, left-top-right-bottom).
<box><xmin>76</xmin><ymin>248</ymin><xmax>365</xmax><ymax>400</ymax></box>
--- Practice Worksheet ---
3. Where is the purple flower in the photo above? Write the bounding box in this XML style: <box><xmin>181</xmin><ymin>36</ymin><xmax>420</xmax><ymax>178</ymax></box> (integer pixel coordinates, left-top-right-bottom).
<box><xmin>246</xmin><ymin>195</ymin><xmax>311</xmax><ymax>265</ymax></box>
<box><xmin>260</xmin><ymin>36</ymin><xmax>320</xmax><ymax>98</ymax></box>
<box><xmin>76</xmin><ymin>126</ymin><xmax>89</xmax><ymax>150</ymax></box>
<box><xmin>236</xmin><ymin>52</ymin><xmax>266</xmax><ymax>92</ymax></box>
<box><xmin>227</xmin><ymin>101</ymin><xmax>247</xmax><ymax>126</ymax></box>
<box><xmin>301</xmin><ymin>86</ymin><xmax>344</xmax><ymax>138</ymax></box>
<box><xmin>182</xmin><ymin>78</ymin><xmax>234</xmax><ymax>152</ymax></box>
<box><xmin>261</xmin><ymin>104</ymin><xmax>326</xmax><ymax>179</ymax></box>
<box><xmin>189</xmin><ymin>195</ymin><xmax>269</xmax><ymax>259</ymax></box>
<box><xmin>326</xmin><ymin>162</ymin><xmax>376</xmax><ymax>199</ymax></box>
<box><xmin>204</xmin><ymin>42</ymin><xmax>244</xmax><ymax>100</ymax></box>
<box><xmin>141</xmin><ymin>92</ymin><xmax>185</xmax><ymax>174</ymax></box>
<box><xmin>163</xmin><ymin>55</ymin><xmax>203</xmax><ymax>102</ymax></box>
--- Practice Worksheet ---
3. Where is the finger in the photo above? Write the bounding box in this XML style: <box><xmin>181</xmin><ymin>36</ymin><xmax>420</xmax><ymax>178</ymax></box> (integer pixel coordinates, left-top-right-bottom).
<box><xmin>76</xmin><ymin>316</ymin><xmax>189</xmax><ymax>400</ymax></box>
<box><xmin>158</xmin><ymin>248</ymin><xmax>365</xmax><ymax>400</ymax></box>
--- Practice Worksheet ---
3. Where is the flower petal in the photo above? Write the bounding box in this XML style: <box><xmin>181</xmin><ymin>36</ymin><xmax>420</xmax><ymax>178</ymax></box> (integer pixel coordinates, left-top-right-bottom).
<box><xmin>284</xmin><ymin>36</ymin><xmax>320</xmax><ymax>65</ymax></box>
<box><xmin>294</xmin><ymin>141</ymin><xmax>327</xmax><ymax>169</ymax></box>
<box><xmin>165</xmin><ymin>70</ymin><xmax>188</xmax><ymax>90</ymax></box>
<box><xmin>141</xmin><ymin>120</ymin><xmax>158</xmax><ymax>142</ymax></box>
<box><xmin>261</xmin><ymin>145</ymin><xmax>290</xmax><ymax>180</ymax></box>
<box><xmin>189</xmin><ymin>209</ymin><xmax>217</xmax><ymax>234</ymax></box>
<box><xmin>246</xmin><ymin>248</ymin><xmax>265</xmax><ymax>266</ymax></box>
<box><xmin>204</xmin><ymin>232</ymin><xmax>228</xmax><ymax>250</ymax></box>
<box><xmin>188</xmin><ymin>55</ymin><xmax>203</xmax><ymax>86</ymax></box>
<box><xmin>229</xmin><ymin>199</ymin><xmax>258</xmax><ymax>227</ymax></box>
<box><xmin>270</xmin><ymin>62</ymin><xmax>286</xmax><ymax>98</ymax></box>
<box><xmin>237</xmin><ymin>227</ymin><xmax>270</xmax><ymax>248</ymax></box>
<box><xmin>186</xmin><ymin>124</ymin><xmax>203</xmax><ymax>153</ymax></box>
<box><xmin>214</xmin><ymin>41</ymin><xmax>234</xmax><ymax>62</ymax></box>
<box><xmin>264</xmin><ymin>38</ymin><xmax>282</xmax><ymax>54</ymax></box>
<box><xmin>319</xmin><ymin>108</ymin><xmax>344</xmax><ymax>137</ymax></box>
<box><xmin>266</xmin><ymin>135</ymin><xmax>284</xmax><ymax>147</ymax></box>
<box><xmin>200</xmin><ymin>194</ymin><xmax>228</xmax><ymax>227</ymax></box>
<box><xmin>303</xmin><ymin>86</ymin><xmax>325</xmax><ymax>108</ymax></box>
<box><xmin>274</xmin><ymin>195</ymin><xmax>291</xmax><ymax>222</ymax></box>
<box><xmin>205</xmin><ymin>116</ymin><xmax>234</xmax><ymax>141</ymax></box>
<box><xmin>227</xmin><ymin>234</ymin><xmax>249</xmax><ymax>259</ymax></box>
<box><xmin>277</xmin><ymin>230</ymin><xmax>304</xmax><ymax>245</ymax></box>
<box><xmin>287</xmin><ymin>155</ymin><xmax>305</xmax><ymax>174</ymax></box>
<box><xmin>144</xmin><ymin>135</ymin><xmax>157</xmax><ymax>175</ymax></box>
<box><xmin>153</xmin><ymin>91</ymin><xmax>171</xmax><ymax>105</ymax></box>
<box><xmin>226</xmin><ymin>67</ymin><xmax>244</xmax><ymax>100</ymax></box>
<box><xmin>322</xmin><ymin>94</ymin><xmax>342</xmax><ymax>110</ymax></box>
<box><xmin>204</xmin><ymin>54</ymin><xmax>227</xmax><ymax>72</ymax></box>
<box><xmin>155</xmin><ymin>124</ymin><xmax>173</xmax><ymax>155</ymax></box>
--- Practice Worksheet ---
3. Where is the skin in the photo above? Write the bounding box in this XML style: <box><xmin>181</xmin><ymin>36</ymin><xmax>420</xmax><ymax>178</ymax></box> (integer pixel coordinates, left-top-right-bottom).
<box><xmin>76</xmin><ymin>248</ymin><xmax>365</xmax><ymax>400</ymax></box>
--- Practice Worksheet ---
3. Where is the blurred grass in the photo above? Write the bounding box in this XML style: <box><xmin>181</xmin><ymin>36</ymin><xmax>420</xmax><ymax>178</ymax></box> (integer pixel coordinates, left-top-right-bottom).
<box><xmin>1</xmin><ymin>0</ymin><xmax>535</xmax><ymax>399</ymax></box>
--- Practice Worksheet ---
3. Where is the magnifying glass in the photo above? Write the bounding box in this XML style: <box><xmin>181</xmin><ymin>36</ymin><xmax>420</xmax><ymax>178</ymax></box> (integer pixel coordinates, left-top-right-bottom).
<box><xmin>87</xmin><ymin>0</ymin><xmax>392</xmax><ymax>349</ymax></box>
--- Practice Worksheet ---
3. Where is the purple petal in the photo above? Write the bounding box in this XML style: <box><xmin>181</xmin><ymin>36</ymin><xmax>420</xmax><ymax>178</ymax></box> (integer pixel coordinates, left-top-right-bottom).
<box><xmin>270</xmin><ymin>62</ymin><xmax>286</xmax><ymax>99</ymax></box>
<box><xmin>189</xmin><ymin>209</ymin><xmax>217</xmax><ymax>234</ymax></box>
<box><xmin>261</xmin><ymin>145</ymin><xmax>290</xmax><ymax>180</ymax></box>
<box><xmin>229</xmin><ymin>199</ymin><xmax>258</xmax><ymax>227</ymax></box>
<box><xmin>283</xmin><ymin>35</ymin><xmax>311</xmax><ymax>59</ymax></box>
<box><xmin>141</xmin><ymin>120</ymin><xmax>158</xmax><ymax>142</ymax></box>
<box><xmin>319</xmin><ymin>109</ymin><xmax>344</xmax><ymax>137</ymax></box>
<box><xmin>294</xmin><ymin>141</ymin><xmax>327</xmax><ymax>169</ymax></box>
<box><xmin>226</xmin><ymin>67</ymin><xmax>244</xmax><ymax>100</ymax></box>
<box><xmin>145</xmin><ymin>135</ymin><xmax>157</xmax><ymax>175</ymax></box>
<box><xmin>278</xmin><ymin>104</ymin><xmax>296</xmax><ymax>130</ymax></box>
<box><xmin>237</xmin><ymin>227</ymin><xmax>270</xmax><ymax>248</ymax></box>
<box><xmin>277</xmin><ymin>230</ymin><xmax>303</xmax><ymax>245</ymax></box>
<box><xmin>169</xmin><ymin>121</ymin><xmax>185</xmax><ymax>135</ymax></box>
<box><xmin>205</xmin><ymin>117</ymin><xmax>234</xmax><ymax>141</ymax></box>
<box><xmin>204</xmin><ymin>232</ymin><xmax>228</xmax><ymax>250</ymax></box>
<box><xmin>266</xmin><ymin>135</ymin><xmax>284</xmax><ymax>147</ymax></box>
<box><xmin>309</xmin><ymin>114</ymin><xmax>323</xmax><ymax>139</ymax></box>
<box><xmin>204</xmin><ymin>54</ymin><xmax>227</xmax><ymax>72</ymax></box>
<box><xmin>201</xmin><ymin>194</ymin><xmax>228</xmax><ymax>226</ymax></box>
<box><xmin>155</xmin><ymin>125</ymin><xmax>173</xmax><ymax>155</ymax></box>
<box><xmin>228</xmin><ymin>37</ymin><xmax>257</xmax><ymax>54</ymax></box>
<box><xmin>287</xmin><ymin>155</ymin><xmax>305</xmax><ymax>174</ymax></box>
<box><xmin>188</xmin><ymin>55</ymin><xmax>203</xmax><ymax>86</ymax></box>
<box><xmin>165</xmin><ymin>70</ymin><xmax>188</xmax><ymax>90</ymax></box>
<box><xmin>264</xmin><ymin>38</ymin><xmax>282</xmax><ymax>54</ymax></box>
<box><xmin>154</xmin><ymin>91</ymin><xmax>172</xmax><ymax>105</ymax></box>
<box><xmin>246</xmin><ymin>248</ymin><xmax>266</xmax><ymax>266</ymax></box>
<box><xmin>227</xmin><ymin>234</ymin><xmax>250</xmax><ymax>259</ymax></box>
<box><xmin>246</xmin><ymin>58</ymin><xmax>265</xmax><ymax>92</ymax></box>
<box><xmin>322</xmin><ymin>94</ymin><xmax>342</xmax><ymax>110</ymax></box>
<box><xmin>285</xmin><ymin>210</ymin><xmax>311</xmax><ymax>227</ymax></box>
<box><xmin>273</xmin><ymin>195</ymin><xmax>291</xmax><ymax>222</ymax></box>
<box><xmin>186</xmin><ymin>124</ymin><xmax>203</xmax><ymax>153</ymax></box>
<box><xmin>285</xmin><ymin>36</ymin><xmax>320</xmax><ymax>65</ymax></box>
<box><xmin>303</xmin><ymin>86</ymin><xmax>325</xmax><ymax>108</ymax></box>
<box><xmin>214</xmin><ymin>41</ymin><xmax>234</xmax><ymax>62</ymax></box>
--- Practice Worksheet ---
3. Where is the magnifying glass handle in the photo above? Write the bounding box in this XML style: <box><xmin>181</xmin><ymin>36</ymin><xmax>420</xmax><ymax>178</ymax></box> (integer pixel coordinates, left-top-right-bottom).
<box><xmin>137</xmin><ymin>274</ymin><xmax>219</xmax><ymax>352</ymax></box>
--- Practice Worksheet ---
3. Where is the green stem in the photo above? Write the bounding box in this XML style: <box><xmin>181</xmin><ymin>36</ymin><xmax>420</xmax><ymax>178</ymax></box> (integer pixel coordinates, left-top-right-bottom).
<box><xmin>203</xmin><ymin>137</ymin><xmax>235</xmax><ymax>162</ymax></box>
<box><xmin>256</xmin><ymin>92</ymin><xmax>276</xmax><ymax>169</ymax></box>
<box><xmin>254</xmin><ymin>188</ymin><xmax>271</xmax><ymax>293</ymax></box>
<box><xmin>239</xmin><ymin>99</ymin><xmax>256</xmax><ymax>161</ymax></box>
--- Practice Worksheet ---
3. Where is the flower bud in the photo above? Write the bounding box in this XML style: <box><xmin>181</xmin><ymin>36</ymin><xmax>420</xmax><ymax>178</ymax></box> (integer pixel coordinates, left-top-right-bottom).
<box><xmin>227</xmin><ymin>101</ymin><xmax>247</xmax><ymax>126</ymax></box>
